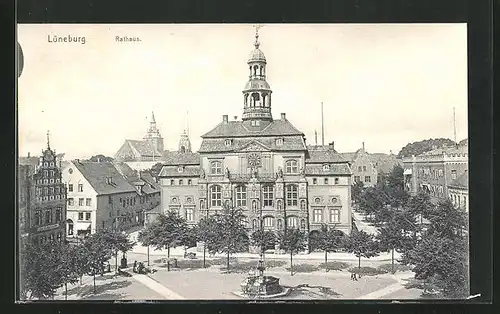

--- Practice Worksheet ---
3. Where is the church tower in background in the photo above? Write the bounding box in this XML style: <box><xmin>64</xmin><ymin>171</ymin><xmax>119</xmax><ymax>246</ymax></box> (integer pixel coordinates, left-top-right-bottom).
<box><xmin>143</xmin><ymin>112</ymin><xmax>164</xmax><ymax>153</ymax></box>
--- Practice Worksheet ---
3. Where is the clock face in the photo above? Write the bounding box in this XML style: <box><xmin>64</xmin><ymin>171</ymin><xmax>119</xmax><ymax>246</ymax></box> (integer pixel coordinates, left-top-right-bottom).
<box><xmin>247</xmin><ymin>153</ymin><xmax>261</xmax><ymax>168</ymax></box>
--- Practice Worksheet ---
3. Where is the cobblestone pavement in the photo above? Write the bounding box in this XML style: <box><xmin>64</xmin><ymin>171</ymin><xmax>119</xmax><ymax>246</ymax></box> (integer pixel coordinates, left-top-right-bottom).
<box><xmin>147</xmin><ymin>267</ymin><xmax>409</xmax><ymax>300</ymax></box>
<box><xmin>53</xmin><ymin>272</ymin><xmax>164</xmax><ymax>300</ymax></box>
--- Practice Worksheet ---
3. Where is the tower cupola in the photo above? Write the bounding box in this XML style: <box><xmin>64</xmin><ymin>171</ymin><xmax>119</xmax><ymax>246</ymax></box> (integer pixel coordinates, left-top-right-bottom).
<box><xmin>242</xmin><ymin>25</ymin><xmax>273</xmax><ymax>122</ymax></box>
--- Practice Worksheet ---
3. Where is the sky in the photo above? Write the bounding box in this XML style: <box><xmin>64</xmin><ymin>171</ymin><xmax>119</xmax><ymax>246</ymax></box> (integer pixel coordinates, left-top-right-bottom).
<box><xmin>17</xmin><ymin>24</ymin><xmax>467</xmax><ymax>160</ymax></box>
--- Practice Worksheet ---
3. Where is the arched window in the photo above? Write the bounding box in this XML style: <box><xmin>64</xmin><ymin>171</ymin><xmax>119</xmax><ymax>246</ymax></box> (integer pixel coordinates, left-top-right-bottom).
<box><xmin>277</xmin><ymin>219</ymin><xmax>283</xmax><ymax>230</ymax></box>
<box><xmin>45</xmin><ymin>210</ymin><xmax>51</xmax><ymax>224</ymax></box>
<box><xmin>300</xmin><ymin>200</ymin><xmax>306</xmax><ymax>210</ymax></box>
<box><xmin>263</xmin><ymin>186</ymin><xmax>274</xmax><ymax>207</ymax></box>
<box><xmin>235</xmin><ymin>186</ymin><xmax>247</xmax><ymax>207</ymax></box>
<box><xmin>263</xmin><ymin>216</ymin><xmax>274</xmax><ymax>227</ymax></box>
<box><xmin>210</xmin><ymin>185</ymin><xmax>222</xmax><ymax>207</ymax></box>
<box><xmin>210</xmin><ymin>161</ymin><xmax>222</xmax><ymax>175</ymax></box>
<box><xmin>34</xmin><ymin>211</ymin><xmax>41</xmax><ymax>226</ymax></box>
<box><xmin>252</xmin><ymin>200</ymin><xmax>258</xmax><ymax>211</ymax></box>
<box><xmin>253</xmin><ymin>65</ymin><xmax>258</xmax><ymax>76</ymax></box>
<box><xmin>285</xmin><ymin>160</ymin><xmax>298</xmax><ymax>174</ymax></box>
<box><xmin>67</xmin><ymin>219</ymin><xmax>74</xmax><ymax>235</ymax></box>
<box><xmin>55</xmin><ymin>207</ymin><xmax>61</xmax><ymax>222</ymax></box>
<box><xmin>300</xmin><ymin>219</ymin><xmax>306</xmax><ymax>230</ymax></box>
<box><xmin>252</xmin><ymin>219</ymin><xmax>258</xmax><ymax>230</ymax></box>
<box><xmin>180</xmin><ymin>146</ymin><xmax>186</xmax><ymax>153</ymax></box>
<box><xmin>276</xmin><ymin>200</ymin><xmax>283</xmax><ymax>210</ymax></box>
<box><xmin>286</xmin><ymin>185</ymin><xmax>298</xmax><ymax>206</ymax></box>
<box><xmin>200</xmin><ymin>199</ymin><xmax>205</xmax><ymax>209</ymax></box>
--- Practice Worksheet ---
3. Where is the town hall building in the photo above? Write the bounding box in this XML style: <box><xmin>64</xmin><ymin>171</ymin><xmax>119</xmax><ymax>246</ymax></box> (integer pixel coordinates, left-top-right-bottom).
<box><xmin>158</xmin><ymin>29</ymin><xmax>353</xmax><ymax>236</ymax></box>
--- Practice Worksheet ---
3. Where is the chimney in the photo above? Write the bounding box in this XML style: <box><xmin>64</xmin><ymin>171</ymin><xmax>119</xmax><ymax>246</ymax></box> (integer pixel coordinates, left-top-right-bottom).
<box><xmin>27</xmin><ymin>152</ymin><xmax>30</xmax><ymax>158</ymax></box>
<box><xmin>222</xmin><ymin>115</ymin><xmax>228</xmax><ymax>123</ymax></box>
<box><xmin>329</xmin><ymin>141</ymin><xmax>335</xmax><ymax>151</ymax></box>
<box><xmin>281</xmin><ymin>113</ymin><xmax>286</xmax><ymax>120</ymax></box>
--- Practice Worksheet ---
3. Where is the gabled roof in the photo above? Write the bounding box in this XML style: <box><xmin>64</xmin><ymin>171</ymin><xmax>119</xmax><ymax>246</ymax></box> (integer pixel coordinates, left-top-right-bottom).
<box><xmin>305</xmin><ymin>146</ymin><xmax>350</xmax><ymax>164</ymax></box>
<box><xmin>448</xmin><ymin>171</ymin><xmax>468</xmax><ymax>190</ymax></box>
<box><xmin>339</xmin><ymin>152</ymin><xmax>357</xmax><ymax>162</ymax></box>
<box><xmin>72</xmin><ymin>161</ymin><xmax>137</xmax><ymax>195</ymax></box>
<box><xmin>201</xmin><ymin>119</ymin><xmax>304</xmax><ymax>138</ymax></box>
<box><xmin>305</xmin><ymin>164</ymin><xmax>352</xmax><ymax>176</ymax></box>
<box><xmin>199</xmin><ymin>136</ymin><xmax>307</xmax><ymax>153</ymax></box>
<box><xmin>159</xmin><ymin>165</ymin><xmax>200</xmax><ymax>178</ymax></box>
<box><xmin>163</xmin><ymin>151</ymin><xmax>200</xmax><ymax>165</ymax></box>
<box><xmin>126</xmin><ymin>139</ymin><xmax>162</xmax><ymax>157</ymax></box>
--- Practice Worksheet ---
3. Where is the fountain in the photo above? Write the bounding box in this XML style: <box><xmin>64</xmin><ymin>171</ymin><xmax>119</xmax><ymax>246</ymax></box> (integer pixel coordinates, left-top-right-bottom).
<box><xmin>234</xmin><ymin>252</ymin><xmax>290</xmax><ymax>299</ymax></box>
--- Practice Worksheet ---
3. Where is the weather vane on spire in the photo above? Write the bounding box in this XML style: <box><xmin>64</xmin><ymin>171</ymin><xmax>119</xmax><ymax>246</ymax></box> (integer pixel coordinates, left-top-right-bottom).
<box><xmin>253</xmin><ymin>24</ymin><xmax>264</xmax><ymax>48</ymax></box>
<box><xmin>46</xmin><ymin>130</ymin><xmax>51</xmax><ymax>149</ymax></box>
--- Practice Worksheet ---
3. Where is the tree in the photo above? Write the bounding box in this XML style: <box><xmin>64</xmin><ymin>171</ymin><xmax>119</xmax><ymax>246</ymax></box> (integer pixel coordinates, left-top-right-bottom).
<box><xmin>137</xmin><ymin>227</ymin><xmax>155</xmax><ymax>266</ymax></box>
<box><xmin>277</xmin><ymin>228</ymin><xmax>307</xmax><ymax>276</ymax></box>
<box><xmin>140</xmin><ymin>211</ymin><xmax>188</xmax><ymax>271</ymax></box>
<box><xmin>358</xmin><ymin>186</ymin><xmax>389</xmax><ymax>221</ymax></box>
<box><xmin>250</xmin><ymin>229</ymin><xmax>277</xmax><ymax>254</ymax></box>
<box><xmin>387</xmin><ymin>164</ymin><xmax>404</xmax><ymax>191</ymax></box>
<box><xmin>21</xmin><ymin>241</ymin><xmax>63</xmax><ymax>300</ymax></box>
<box><xmin>55</xmin><ymin>243</ymin><xmax>80</xmax><ymax>300</ymax></box>
<box><xmin>344</xmin><ymin>230</ymin><xmax>380</xmax><ymax>270</ymax></box>
<box><xmin>402</xmin><ymin>200</ymin><xmax>468</xmax><ymax>298</ymax></box>
<box><xmin>397</xmin><ymin>138</ymin><xmax>455</xmax><ymax>158</ymax></box>
<box><xmin>73</xmin><ymin>242</ymin><xmax>90</xmax><ymax>285</ymax></box>
<box><xmin>406</xmin><ymin>191</ymin><xmax>433</xmax><ymax>224</ymax></box>
<box><xmin>196</xmin><ymin>216</ymin><xmax>219</xmax><ymax>268</ymax></box>
<box><xmin>84</xmin><ymin>233</ymin><xmax>113</xmax><ymax>293</ymax></box>
<box><xmin>100</xmin><ymin>230</ymin><xmax>135</xmax><ymax>272</ymax></box>
<box><xmin>351</xmin><ymin>180</ymin><xmax>364</xmax><ymax>204</ymax></box>
<box><xmin>313</xmin><ymin>224</ymin><xmax>345</xmax><ymax>272</ymax></box>
<box><xmin>210</xmin><ymin>206</ymin><xmax>248</xmax><ymax>273</ymax></box>
<box><xmin>180</xmin><ymin>225</ymin><xmax>199</xmax><ymax>256</ymax></box>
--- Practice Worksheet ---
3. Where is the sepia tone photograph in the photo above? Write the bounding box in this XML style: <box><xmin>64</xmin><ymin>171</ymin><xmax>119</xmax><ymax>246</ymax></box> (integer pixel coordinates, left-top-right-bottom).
<box><xmin>17</xmin><ymin>23</ymin><xmax>469</xmax><ymax>301</ymax></box>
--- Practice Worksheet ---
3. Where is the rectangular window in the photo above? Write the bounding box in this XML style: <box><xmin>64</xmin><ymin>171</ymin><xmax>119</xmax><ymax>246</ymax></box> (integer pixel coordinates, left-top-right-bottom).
<box><xmin>211</xmin><ymin>161</ymin><xmax>222</xmax><ymax>175</ymax></box>
<box><xmin>78</xmin><ymin>212</ymin><xmax>84</xmax><ymax>220</ymax></box>
<box><xmin>354</xmin><ymin>176</ymin><xmax>360</xmax><ymax>182</ymax></box>
<box><xmin>34</xmin><ymin>211</ymin><xmax>41</xmax><ymax>226</ymax></box>
<box><xmin>312</xmin><ymin>178</ymin><xmax>317</xmax><ymax>185</ymax></box>
<box><xmin>170</xmin><ymin>180</ymin><xmax>174</xmax><ymax>185</ymax></box>
<box><xmin>286</xmin><ymin>185</ymin><xmax>298</xmax><ymax>206</ymax></box>
<box><xmin>365</xmin><ymin>176</ymin><xmax>371</xmax><ymax>183</ymax></box>
<box><xmin>179</xmin><ymin>179</ymin><xmax>183</xmax><ymax>185</ymax></box>
<box><xmin>78</xmin><ymin>184</ymin><xmax>83</xmax><ymax>192</ymax></box>
<box><xmin>263</xmin><ymin>186</ymin><xmax>274</xmax><ymax>207</ymax></box>
<box><xmin>324</xmin><ymin>178</ymin><xmax>329</xmax><ymax>185</ymax></box>
<box><xmin>330</xmin><ymin>208</ymin><xmax>340</xmax><ymax>223</ymax></box>
<box><xmin>79</xmin><ymin>198</ymin><xmax>84</xmax><ymax>206</ymax></box>
<box><xmin>85</xmin><ymin>212</ymin><xmax>91</xmax><ymax>221</ymax></box>
<box><xmin>313</xmin><ymin>209</ymin><xmax>322</xmax><ymax>223</ymax></box>
<box><xmin>188</xmin><ymin>179</ymin><xmax>192</xmax><ymax>185</ymax></box>
<box><xmin>451</xmin><ymin>170</ymin><xmax>457</xmax><ymax>180</ymax></box>
<box><xmin>358</xmin><ymin>166</ymin><xmax>362</xmax><ymax>172</ymax></box>
<box><xmin>236</xmin><ymin>186</ymin><xmax>247</xmax><ymax>207</ymax></box>
<box><xmin>287</xmin><ymin>217</ymin><xmax>298</xmax><ymax>228</ymax></box>
<box><xmin>55</xmin><ymin>207</ymin><xmax>61</xmax><ymax>222</ymax></box>
<box><xmin>363</xmin><ymin>166</ymin><xmax>367</xmax><ymax>172</ymax></box>
<box><xmin>334</xmin><ymin>178</ymin><xmax>339</xmax><ymax>184</ymax></box>
<box><xmin>186</xmin><ymin>208</ymin><xmax>194</xmax><ymax>221</ymax></box>
<box><xmin>108</xmin><ymin>196</ymin><xmax>112</xmax><ymax>204</ymax></box>
<box><xmin>68</xmin><ymin>184</ymin><xmax>73</xmax><ymax>192</ymax></box>
<box><xmin>68</xmin><ymin>198</ymin><xmax>74</xmax><ymax>206</ymax></box>
<box><xmin>86</xmin><ymin>198</ymin><xmax>92</xmax><ymax>206</ymax></box>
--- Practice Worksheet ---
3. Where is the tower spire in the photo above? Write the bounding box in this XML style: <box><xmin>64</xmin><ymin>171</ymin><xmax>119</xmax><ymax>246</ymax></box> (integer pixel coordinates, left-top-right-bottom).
<box><xmin>314</xmin><ymin>130</ymin><xmax>318</xmax><ymax>145</ymax></box>
<box><xmin>151</xmin><ymin>111</ymin><xmax>156</xmax><ymax>124</ymax></box>
<box><xmin>253</xmin><ymin>24</ymin><xmax>262</xmax><ymax>48</ymax></box>
<box><xmin>46</xmin><ymin>130</ymin><xmax>50</xmax><ymax>150</ymax></box>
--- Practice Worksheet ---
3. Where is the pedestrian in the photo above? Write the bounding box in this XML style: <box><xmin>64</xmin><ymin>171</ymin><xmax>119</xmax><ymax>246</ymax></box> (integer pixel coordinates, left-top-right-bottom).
<box><xmin>350</xmin><ymin>272</ymin><xmax>354</xmax><ymax>281</ymax></box>
<box><xmin>354</xmin><ymin>273</ymin><xmax>358</xmax><ymax>281</ymax></box>
<box><xmin>133</xmin><ymin>260</ymin><xmax>137</xmax><ymax>273</ymax></box>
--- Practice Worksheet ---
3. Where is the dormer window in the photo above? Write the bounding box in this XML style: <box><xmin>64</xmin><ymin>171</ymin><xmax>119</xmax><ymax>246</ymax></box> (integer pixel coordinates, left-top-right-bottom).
<box><xmin>177</xmin><ymin>166</ymin><xmax>184</xmax><ymax>173</ymax></box>
<box><xmin>225</xmin><ymin>139</ymin><xmax>232</xmax><ymax>146</ymax></box>
<box><xmin>250</xmin><ymin>120</ymin><xmax>260</xmax><ymax>126</ymax></box>
<box><xmin>276</xmin><ymin>138</ymin><xmax>284</xmax><ymax>146</ymax></box>
<box><xmin>323</xmin><ymin>164</ymin><xmax>330</xmax><ymax>171</ymax></box>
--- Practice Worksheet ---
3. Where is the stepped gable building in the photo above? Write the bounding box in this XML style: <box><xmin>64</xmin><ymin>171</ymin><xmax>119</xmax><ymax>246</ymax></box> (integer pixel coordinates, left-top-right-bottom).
<box><xmin>62</xmin><ymin>160</ymin><xmax>161</xmax><ymax>238</ymax></box>
<box><xmin>340</xmin><ymin>143</ymin><xmax>402</xmax><ymax>187</ymax></box>
<box><xmin>114</xmin><ymin>112</ymin><xmax>165</xmax><ymax>170</ymax></box>
<box><xmin>19</xmin><ymin>134</ymin><xmax>67</xmax><ymax>244</ymax></box>
<box><xmin>158</xmin><ymin>29</ymin><xmax>353</xmax><ymax>236</ymax></box>
<box><xmin>402</xmin><ymin>139</ymin><xmax>468</xmax><ymax>204</ymax></box>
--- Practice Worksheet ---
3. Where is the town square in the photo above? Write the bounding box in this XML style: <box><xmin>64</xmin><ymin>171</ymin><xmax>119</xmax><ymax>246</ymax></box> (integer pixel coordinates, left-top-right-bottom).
<box><xmin>17</xmin><ymin>24</ymin><xmax>468</xmax><ymax>301</ymax></box>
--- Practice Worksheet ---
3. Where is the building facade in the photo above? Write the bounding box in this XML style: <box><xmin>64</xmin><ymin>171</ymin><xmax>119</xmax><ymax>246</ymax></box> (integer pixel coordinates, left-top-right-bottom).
<box><xmin>62</xmin><ymin>160</ymin><xmax>161</xmax><ymax>238</ymax></box>
<box><xmin>158</xmin><ymin>30</ymin><xmax>352</xmax><ymax>237</ymax></box>
<box><xmin>448</xmin><ymin>170</ymin><xmax>468</xmax><ymax>212</ymax></box>
<box><xmin>21</xmin><ymin>141</ymin><xmax>68</xmax><ymax>244</ymax></box>
<box><xmin>402</xmin><ymin>141</ymin><xmax>468</xmax><ymax>204</ymax></box>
